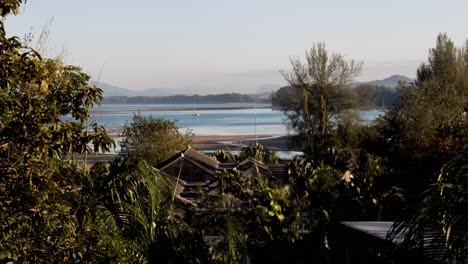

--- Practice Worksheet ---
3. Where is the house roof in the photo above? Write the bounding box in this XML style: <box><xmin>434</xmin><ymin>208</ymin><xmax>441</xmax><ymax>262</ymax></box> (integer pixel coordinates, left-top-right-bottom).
<box><xmin>157</xmin><ymin>146</ymin><xmax>219</xmax><ymax>172</ymax></box>
<box><xmin>237</xmin><ymin>157</ymin><xmax>270</xmax><ymax>176</ymax></box>
<box><xmin>156</xmin><ymin>146</ymin><xmax>220</xmax><ymax>186</ymax></box>
<box><xmin>268</xmin><ymin>164</ymin><xmax>288</xmax><ymax>179</ymax></box>
<box><xmin>156</xmin><ymin>147</ymin><xmax>289</xmax><ymax>209</ymax></box>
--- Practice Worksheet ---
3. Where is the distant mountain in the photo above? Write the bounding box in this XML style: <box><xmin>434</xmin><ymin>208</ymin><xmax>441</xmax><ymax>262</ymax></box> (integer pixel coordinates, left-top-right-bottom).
<box><xmin>353</xmin><ymin>75</ymin><xmax>414</xmax><ymax>88</ymax></box>
<box><xmin>94</xmin><ymin>74</ymin><xmax>413</xmax><ymax>99</ymax></box>
<box><xmin>91</xmin><ymin>82</ymin><xmax>132</xmax><ymax>97</ymax></box>
<box><xmin>91</xmin><ymin>82</ymin><xmax>175</xmax><ymax>97</ymax></box>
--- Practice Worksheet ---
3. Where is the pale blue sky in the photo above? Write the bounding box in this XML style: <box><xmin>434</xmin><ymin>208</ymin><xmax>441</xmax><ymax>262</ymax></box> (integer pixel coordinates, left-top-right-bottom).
<box><xmin>5</xmin><ymin>0</ymin><xmax>468</xmax><ymax>93</ymax></box>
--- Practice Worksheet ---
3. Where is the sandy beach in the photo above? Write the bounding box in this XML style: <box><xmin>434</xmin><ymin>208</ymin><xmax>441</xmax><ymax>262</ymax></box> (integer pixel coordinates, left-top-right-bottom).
<box><xmin>105</xmin><ymin>127</ymin><xmax>297</xmax><ymax>152</ymax></box>
<box><xmin>79</xmin><ymin>133</ymin><xmax>298</xmax><ymax>167</ymax></box>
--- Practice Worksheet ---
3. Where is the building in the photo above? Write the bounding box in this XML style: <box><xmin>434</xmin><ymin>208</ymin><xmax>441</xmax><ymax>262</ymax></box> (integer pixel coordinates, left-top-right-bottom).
<box><xmin>156</xmin><ymin>146</ymin><xmax>287</xmax><ymax>207</ymax></box>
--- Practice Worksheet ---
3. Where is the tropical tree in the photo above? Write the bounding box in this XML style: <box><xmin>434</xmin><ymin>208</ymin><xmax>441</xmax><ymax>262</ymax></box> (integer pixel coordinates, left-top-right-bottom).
<box><xmin>212</xmin><ymin>149</ymin><xmax>235</xmax><ymax>162</ymax></box>
<box><xmin>120</xmin><ymin>114</ymin><xmax>193</xmax><ymax>166</ymax></box>
<box><xmin>0</xmin><ymin>2</ymin><xmax>126</xmax><ymax>261</ymax></box>
<box><xmin>189</xmin><ymin>163</ymin><xmax>300</xmax><ymax>263</ymax></box>
<box><xmin>89</xmin><ymin>157</ymin><xmax>210</xmax><ymax>263</ymax></box>
<box><xmin>0</xmin><ymin>0</ymin><xmax>23</xmax><ymax>16</ymax></box>
<box><xmin>280</xmin><ymin>42</ymin><xmax>362</xmax><ymax>161</ymax></box>
<box><xmin>389</xmin><ymin>155</ymin><xmax>468</xmax><ymax>263</ymax></box>
<box><xmin>238</xmin><ymin>143</ymin><xmax>280</xmax><ymax>164</ymax></box>
<box><xmin>286</xmin><ymin>159</ymin><xmax>341</xmax><ymax>233</ymax></box>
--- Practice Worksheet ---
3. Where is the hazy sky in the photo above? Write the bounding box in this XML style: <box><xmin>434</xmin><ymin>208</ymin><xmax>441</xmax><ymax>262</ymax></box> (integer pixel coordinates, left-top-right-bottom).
<box><xmin>5</xmin><ymin>0</ymin><xmax>468</xmax><ymax>93</ymax></box>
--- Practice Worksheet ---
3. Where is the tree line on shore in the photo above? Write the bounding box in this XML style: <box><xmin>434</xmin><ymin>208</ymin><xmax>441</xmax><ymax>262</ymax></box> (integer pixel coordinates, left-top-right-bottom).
<box><xmin>102</xmin><ymin>83</ymin><xmax>403</xmax><ymax>109</ymax></box>
<box><xmin>101</xmin><ymin>93</ymin><xmax>271</xmax><ymax>105</ymax></box>
<box><xmin>1</xmin><ymin>1</ymin><xmax>467</xmax><ymax>263</ymax></box>
<box><xmin>272</xmin><ymin>83</ymin><xmax>404</xmax><ymax>110</ymax></box>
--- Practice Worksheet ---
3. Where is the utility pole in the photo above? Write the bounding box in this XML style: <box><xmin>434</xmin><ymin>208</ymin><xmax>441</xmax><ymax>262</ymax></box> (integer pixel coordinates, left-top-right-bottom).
<box><xmin>254</xmin><ymin>92</ymin><xmax>257</xmax><ymax>144</ymax></box>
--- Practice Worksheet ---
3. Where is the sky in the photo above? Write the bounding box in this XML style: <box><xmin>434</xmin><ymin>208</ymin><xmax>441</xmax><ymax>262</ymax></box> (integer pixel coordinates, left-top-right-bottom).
<box><xmin>5</xmin><ymin>0</ymin><xmax>468</xmax><ymax>94</ymax></box>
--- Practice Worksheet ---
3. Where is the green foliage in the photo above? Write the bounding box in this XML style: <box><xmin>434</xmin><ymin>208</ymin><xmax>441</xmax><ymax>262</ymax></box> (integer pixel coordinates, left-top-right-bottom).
<box><xmin>0</xmin><ymin>51</ymin><xmax>114</xmax><ymax>159</ymax></box>
<box><xmin>353</xmin><ymin>83</ymin><xmax>402</xmax><ymax>107</ymax></box>
<box><xmin>378</xmin><ymin>34</ymin><xmax>468</xmax><ymax>193</ymax></box>
<box><xmin>212</xmin><ymin>149</ymin><xmax>234</xmax><ymax>162</ymax></box>
<box><xmin>381</xmin><ymin>34</ymin><xmax>468</xmax><ymax>262</ymax></box>
<box><xmin>0</xmin><ymin>160</ymin><xmax>139</xmax><ymax>263</ymax></box>
<box><xmin>120</xmin><ymin>114</ymin><xmax>193</xmax><ymax>166</ymax></box>
<box><xmin>389</xmin><ymin>155</ymin><xmax>468</xmax><ymax>263</ymax></box>
<box><xmin>281</xmin><ymin>42</ymin><xmax>362</xmax><ymax>161</ymax></box>
<box><xmin>329</xmin><ymin>112</ymin><xmax>401</xmax><ymax>219</ymax></box>
<box><xmin>272</xmin><ymin>83</ymin><xmax>402</xmax><ymax>109</ymax></box>
<box><xmin>0</xmin><ymin>0</ymin><xmax>24</xmax><ymax>16</ymax></box>
<box><xmin>286</xmin><ymin>159</ymin><xmax>341</xmax><ymax>252</ymax></box>
<box><xmin>213</xmin><ymin>166</ymin><xmax>299</xmax><ymax>250</ymax></box>
<box><xmin>271</xmin><ymin>86</ymin><xmax>301</xmax><ymax>109</ymax></box>
<box><xmin>287</xmin><ymin>159</ymin><xmax>341</xmax><ymax>216</ymax></box>
<box><xmin>238</xmin><ymin>143</ymin><xmax>279</xmax><ymax>164</ymax></box>
<box><xmin>90</xmin><ymin>157</ymin><xmax>209</xmax><ymax>263</ymax></box>
<box><xmin>207</xmin><ymin>211</ymin><xmax>248</xmax><ymax>264</ymax></box>
<box><xmin>0</xmin><ymin>4</ymin><xmax>130</xmax><ymax>262</ymax></box>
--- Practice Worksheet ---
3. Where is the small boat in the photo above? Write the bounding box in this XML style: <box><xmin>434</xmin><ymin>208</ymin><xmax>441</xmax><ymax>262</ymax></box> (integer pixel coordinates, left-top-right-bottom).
<box><xmin>192</xmin><ymin>113</ymin><xmax>200</xmax><ymax>117</ymax></box>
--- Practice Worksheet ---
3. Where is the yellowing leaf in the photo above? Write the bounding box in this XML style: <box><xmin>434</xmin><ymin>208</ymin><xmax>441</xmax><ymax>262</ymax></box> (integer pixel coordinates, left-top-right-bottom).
<box><xmin>41</xmin><ymin>80</ymin><xmax>49</xmax><ymax>92</ymax></box>
<box><xmin>277</xmin><ymin>214</ymin><xmax>285</xmax><ymax>221</ymax></box>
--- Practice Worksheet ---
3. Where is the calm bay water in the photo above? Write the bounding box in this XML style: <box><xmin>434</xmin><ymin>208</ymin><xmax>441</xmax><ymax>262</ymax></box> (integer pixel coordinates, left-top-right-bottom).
<box><xmin>88</xmin><ymin>104</ymin><xmax>384</xmax><ymax>136</ymax></box>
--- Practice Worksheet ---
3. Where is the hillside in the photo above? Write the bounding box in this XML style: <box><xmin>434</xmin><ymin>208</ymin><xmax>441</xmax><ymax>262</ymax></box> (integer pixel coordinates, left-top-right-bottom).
<box><xmin>353</xmin><ymin>75</ymin><xmax>414</xmax><ymax>88</ymax></box>
<box><xmin>96</xmin><ymin>74</ymin><xmax>412</xmax><ymax>104</ymax></box>
<box><xmin>91</xmin><ymin>82</ymin><xmax>175</xmax><ymax>97</ymax></box>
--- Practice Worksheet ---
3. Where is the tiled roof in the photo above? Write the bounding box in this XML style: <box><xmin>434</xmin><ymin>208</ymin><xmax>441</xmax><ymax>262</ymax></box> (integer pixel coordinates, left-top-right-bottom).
<box><xmin>156</xmin><ymin>147</ymin><xmax>289</xmax><ymax>209</ymax></box>
<box><xmin>156</xmin><ymin>146</ymin><xmax>218</xmax><ymax>170</ymax></box>
<box><xmin>237</xmin><ymin>158</ymin><xmax>270</xmax><ymax>177</ymax></box>
<box><xmin>156</xmin><ymin>146</ymin><xmax>220</xmax><ymax>182</ymax></box>
<box><xmin>183</xmin><ymin>146</ymin><xmax>219</xmax><ymax>169</ymax></box>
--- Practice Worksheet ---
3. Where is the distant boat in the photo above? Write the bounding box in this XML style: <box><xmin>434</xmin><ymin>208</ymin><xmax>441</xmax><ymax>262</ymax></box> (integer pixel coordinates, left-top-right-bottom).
<box><xmin>192</xmin><ymin>96</ymin><xmax>200</xmax><ymax>117</ymax></box>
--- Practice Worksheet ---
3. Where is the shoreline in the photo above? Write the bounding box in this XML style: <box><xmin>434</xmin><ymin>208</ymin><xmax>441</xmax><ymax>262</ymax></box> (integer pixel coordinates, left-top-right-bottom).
<box><xmin>95</xmin><ymin>133</ymin><xmax>298</xmax><ymax>153</ymax></box>
<box><xmin>193</xmin><ymin>134</ymin><xmax>298</xmax><ymax>151</ymax></box>
<box><xmin>79</xmin><ymin>134</ymin><xmax>299</xmax><ymax>167</ymax></box>
<box><xmin>104</xmin><ymin>128</ymin><xmax>297</xmax><ymax>152</ymax></box>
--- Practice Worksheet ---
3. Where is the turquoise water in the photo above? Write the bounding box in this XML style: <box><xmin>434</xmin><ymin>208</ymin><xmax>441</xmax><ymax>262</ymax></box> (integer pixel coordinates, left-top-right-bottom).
<box><xmin>87</xmin><ymin>104</ymin><xmax>384</xmax><ymax>135</ymax></box>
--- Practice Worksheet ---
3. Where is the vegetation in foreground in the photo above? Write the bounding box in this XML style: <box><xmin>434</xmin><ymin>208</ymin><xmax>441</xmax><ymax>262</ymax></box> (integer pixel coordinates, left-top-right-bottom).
<box><xmin>1</xmin><ymin>1</ymin><xmax>467</xmax><ymax>263</ymax></box>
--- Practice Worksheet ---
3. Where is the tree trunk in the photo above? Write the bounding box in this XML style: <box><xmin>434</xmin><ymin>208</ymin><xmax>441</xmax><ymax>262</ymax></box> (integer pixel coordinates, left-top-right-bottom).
<box><xmin>320</xmin><ymin>95</ymin><xmax>327</xmax><ymax>134</ymax></box>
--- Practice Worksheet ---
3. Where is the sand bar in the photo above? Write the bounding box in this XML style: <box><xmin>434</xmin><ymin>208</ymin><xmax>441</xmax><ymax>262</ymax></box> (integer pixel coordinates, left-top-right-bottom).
<box><xmin>193</xmin><ymin>134</ymin><xmax>298</xmax><ymax>151</ymax></box>
<box><xmin>78</xmin><ymin>133</ymin><xmax>299</xmax><ymax>167</ymax></box>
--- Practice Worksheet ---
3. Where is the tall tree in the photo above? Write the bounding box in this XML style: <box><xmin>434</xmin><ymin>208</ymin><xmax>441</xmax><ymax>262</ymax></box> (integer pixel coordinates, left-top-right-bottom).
<box><xmin>0</xmin><ymin>2</ymin><xmax>125</xmax><ymax>262</ymax></box>
<box><xmin>380</xmin><ymin>33</ymin><xmax>468</xmax><ymax>192</ymax></box>
<box><xmin>281</xmin><ymin>43</ymin><xmax>362</xmax><ymax>161</ymax></box>
<box><xmin>89</xmin><ymin>157</ymin><xmax>209</xmax><ymax>263</ymax></box>
<box><xmin>119</xmin><ymin>114</ymin><xmax>193</xmax><ymax>166</ymax></box>
<box><xmin>383</xmin><ymin>33</ymin><xmax>468</xmax><ymax>263</ymax></box>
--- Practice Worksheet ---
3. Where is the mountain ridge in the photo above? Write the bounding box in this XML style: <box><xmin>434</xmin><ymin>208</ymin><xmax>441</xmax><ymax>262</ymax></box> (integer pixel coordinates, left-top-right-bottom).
<box><xmin>94</xmin><ymin>74</ymin><xmax>414</xmax><ymax>97</ymax></box>
<box><xmin>352</xmin><ymin>74</ymin><xmax>414</xmax><ymax>88</ymax></box>
<box><xmin>91</xmin><ymin>81</ymin><xmax>176</xmax><ymax>97</ymax></box>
